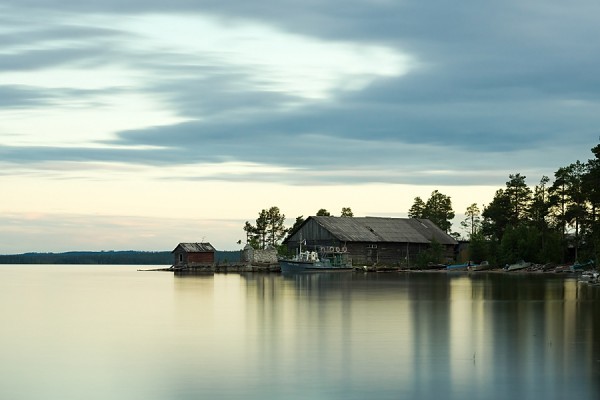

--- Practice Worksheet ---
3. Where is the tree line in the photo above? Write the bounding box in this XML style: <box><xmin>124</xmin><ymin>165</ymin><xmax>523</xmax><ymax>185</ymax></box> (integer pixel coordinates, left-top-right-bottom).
<box><xmin>245</xmin><ymin>143</ymin><xmax>599</xmax><ymax>266</ymax></box>
<box><xmin>407</xmin><ymin>190</ymin><xmax>455</xmax><ymax>233</ymax></box>
<box><xmin>242</xmin><ymin>206</ymin><xmax>353</xmax><ymax>250</ymax></box>
<box><xmin>0</xmin><ymin>250</ymin><xmax>241</xmax><ymax>265</ymax></box>
<box><xmin>462</xmin><ymin>144</ymin><xmax>600</xmax><ymax>266</ymax></box>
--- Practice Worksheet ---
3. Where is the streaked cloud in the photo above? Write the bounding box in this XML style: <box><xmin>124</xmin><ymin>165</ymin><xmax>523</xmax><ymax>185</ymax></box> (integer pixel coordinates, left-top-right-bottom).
<box><xmin>1</xmin><ymin>1</ymin><xmax>599</xmax><ymax>251</ymax></box>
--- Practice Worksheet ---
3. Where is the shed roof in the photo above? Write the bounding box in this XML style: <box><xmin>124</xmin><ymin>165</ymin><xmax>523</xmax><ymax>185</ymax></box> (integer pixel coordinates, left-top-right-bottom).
<box><xmin>304</xmin><ymin>216</ymin><xmax>458</xmax><ymax>245</ymax></box>
<box><xmin>172</xmin><ymin>242</ymin><xmax>216</xmax><ymax>253</ymax></box>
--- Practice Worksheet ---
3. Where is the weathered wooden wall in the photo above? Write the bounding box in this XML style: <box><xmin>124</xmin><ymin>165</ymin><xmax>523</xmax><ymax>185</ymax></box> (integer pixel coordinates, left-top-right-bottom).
<box><xmin>286</xmin><ymin>218</ymin><xmax>455</xmax><ymax>266</ymax></box>
<box><xmin>345</xmin><ymin>242</ymin><xmax>431</xmax><ymax>265</ymax></box>
<box><xmin>173</xmin><ymin>250</ymin><xmax>214</xmax><ymax>266</ymax></box>
<box><xmin>286</xmin><ymin>219</ymin><xmax>338</xmax><ymax>248</ymax></box>
<box><xmin>187</xmin><ymin>252</ymin><xmax>214</xmax><ymax>264</ymax></box>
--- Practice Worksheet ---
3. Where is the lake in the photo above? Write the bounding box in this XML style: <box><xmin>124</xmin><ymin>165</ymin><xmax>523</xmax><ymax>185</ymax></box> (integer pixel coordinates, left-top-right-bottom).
<box><xmin>1</xmin><ymin>265</ymin><xmax>600</xmax><ymax>400</ymax></box>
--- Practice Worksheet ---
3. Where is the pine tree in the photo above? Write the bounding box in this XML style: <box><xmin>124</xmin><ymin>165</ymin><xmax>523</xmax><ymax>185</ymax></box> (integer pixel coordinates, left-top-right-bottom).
<box><xmin>244</xmin><ymin>206</ymin><xmax>288</xmax><ymax>249</ymax></box>
<box><xmin>504</xmin><ymin>173</ymin><xmax>532</xmax><ymax>225</ymax></box>
<box><xmin>341</xmin><ymin>207</ymin><xmax>354</xmax><ymax>217</ymax></box>
<box><xmin>408</xmin><ymin>197</ymin><xmax>426</xmax><ymax>218</ymax></box>
<box><xmin>424</xmin><ymin>190</ymin><xmax>455</xmax><ymax>233</ymax></box>
<box><xmin>461</xmin><ymin>203</ymin><xmax>481</xmax><ymax>238</ymax></box>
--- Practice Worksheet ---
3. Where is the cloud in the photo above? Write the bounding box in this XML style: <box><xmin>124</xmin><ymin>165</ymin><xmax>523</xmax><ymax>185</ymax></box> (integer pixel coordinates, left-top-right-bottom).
<box><xmin>0</xmin><ymin>85</ymin><xmax>53</xmax><ymax>108</ymax></box>
<box><xmin>1</xmin><ymin>0</ymin><xmax>599</xmax><ymax>189</ymax></box>
<box><xmin>3</xmin><ymin>0</ymin><xmax>600</xmax><ymax>255</ymax></box>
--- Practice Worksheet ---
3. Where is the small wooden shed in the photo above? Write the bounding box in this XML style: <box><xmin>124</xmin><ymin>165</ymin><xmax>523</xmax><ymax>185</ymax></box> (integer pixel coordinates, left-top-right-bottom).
<box><xmin>172</xmin><ymin>242</ymin><xmax>216</xmax><ymax>267</ymax></box>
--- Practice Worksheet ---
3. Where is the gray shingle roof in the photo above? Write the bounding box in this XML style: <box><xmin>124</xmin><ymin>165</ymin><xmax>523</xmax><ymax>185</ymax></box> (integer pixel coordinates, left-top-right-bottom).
<box><xmin>172</xmin><ymin>242</ymin><xmax>215</xmax><ymax>253</ymax></box>
<box><xmin>311</xmin><ymin>216</ymin><xmax>458</xmax><ymax>245</ymax></box>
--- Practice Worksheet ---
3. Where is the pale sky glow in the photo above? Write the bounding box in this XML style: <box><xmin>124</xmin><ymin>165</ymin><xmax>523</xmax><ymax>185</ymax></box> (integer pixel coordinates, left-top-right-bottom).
<box><xmin>1</xmin><ymin>68</ymin><xmax>140</xmax><ymax>90</ymax></box>
<box><xmin>1</xmin><ymin>1</ymin><xmax>599</xmax><ymax>253</ymax></box>
<box><xmin>114</xmin><ymin>13</ymin><xmax>411</xmax><ymax>100</ymax></box>
<box><xmin>1</xmin><ymin>94</ymin><xmax>185</xmax><ymax>146</ymax></box>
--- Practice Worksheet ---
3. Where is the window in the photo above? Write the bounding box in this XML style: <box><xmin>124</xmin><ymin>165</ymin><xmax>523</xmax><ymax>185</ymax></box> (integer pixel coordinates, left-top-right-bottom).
<box><xmin>179</xmin><ymin>254</ymin><xmax>183</xmax><ymax>262</ymax></box>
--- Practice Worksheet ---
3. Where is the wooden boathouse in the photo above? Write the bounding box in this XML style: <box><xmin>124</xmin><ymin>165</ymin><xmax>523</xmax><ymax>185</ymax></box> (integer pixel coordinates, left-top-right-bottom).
<box><xmin>172</xmin><ymin>242</ymin><xmax>216</xmax><ymax>268</ymax></box>
<box><xmin>283</xmin><ymin>216</ymin><xmax>458</xmax><ymax>266</ymax></box>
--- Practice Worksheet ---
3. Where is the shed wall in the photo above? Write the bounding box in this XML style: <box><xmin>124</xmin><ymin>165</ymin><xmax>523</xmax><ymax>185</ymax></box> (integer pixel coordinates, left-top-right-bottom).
<box><xmin>286</xmin><ymin>218</ymin><xmax>342</xmax><ymax>255</ymax></box>
<box><xmin>286</xmin><ymin>217</ymin><xmax>457</xmax><ymax>266</ymax></box>
<box><xmin>345</xmin><ymin>242</ymin><xmax>431</xmax><ymax>265</ymax></box>
<box><xmin>172</xmin><ymin>250</ymin><xmax>214</xmax><ymax>267</ymax></box>
<box><xmin>187</xmin><ymin>252</ymin><xmax>214</xmax><ymax>264</ymax></box>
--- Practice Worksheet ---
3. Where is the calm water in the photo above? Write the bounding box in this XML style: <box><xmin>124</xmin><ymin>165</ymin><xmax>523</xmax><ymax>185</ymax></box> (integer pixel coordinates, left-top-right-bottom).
<box><xmin>1</xmin><ymin>265</ymin><xmax>600</xmax><ymax>400</ymax></box>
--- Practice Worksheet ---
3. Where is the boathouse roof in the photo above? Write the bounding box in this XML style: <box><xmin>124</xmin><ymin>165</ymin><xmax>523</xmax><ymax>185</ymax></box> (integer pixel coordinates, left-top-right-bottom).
<box><xmin>286</xmin><ymin>216</ymin><xmax>458</xmax><ymax>245</ymax></box>
<box><xmin>172</xmin><ymin>242</ymin><xmax>216</xmax><ymax>253</ymax></box>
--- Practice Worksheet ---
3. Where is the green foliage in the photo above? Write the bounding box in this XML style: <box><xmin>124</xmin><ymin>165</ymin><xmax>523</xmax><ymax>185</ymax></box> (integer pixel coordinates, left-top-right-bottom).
<box><xmin>461</xmin><ymin>203</ymin><xmax>481</xmax><ymax>238</ymax></box>
<box><xmin>244</xmin><ymin>206</ymin><xmax>288</xmax><ymax>249</ymax></box>
<box><xmin>265</xmin><ymin>206</ymin><xmax>288</xmax><ymax>248</ymax></box>
<box><xmin>530</xmin><ymin>176</ymin><xmax>551</xmax><ymax>238</ymax></box>
<box><xmin>548</xmin><ymin>161</ymin><xmax>592</xmax><ymax>260</ymax></box>
<box><xmin>504</xmin><ymin>173</ymin><xmax>533</xmax><ymax>224</ymax></box>
<box><xmin>276</xmin><ymin>244</ymin><xmax>291</xmax><ymax>257</ymax></box>
<box><xmin>468</xmin><ymin>232</ymin><xmax>489</xmax><ymax>264</ymax></box>
<box><xmin>340</xmin><ymin>207</ymin><xmax>354</xmax><ymax>217</ymax></box>
<box><xmin>536</xmin><ymin>230</ymin><xmax>562</xmax><ymax>264</ymax></box>
<box><xmin>477</xmin><ymin>145</ymin><xmax>600</xmax><ymax>265</ymax></box>
<box><xmin>483</xmin><ymin>175</ymin><xmax>533</xmax><ymax>242</ymax></box>
<box><xmin>486</xmin><ymin>239</ymin><xmax>501</xmax><ymax>267</ymax></box>
<box><xmin>424</xmin><ymin>190</ymin><xmax>455</xmax><ymax>232</ymax></box>
<box><xmin>287</xmin><ymin>215</ymin><xmax>305</xmax><ymax>238</ymax></box>
<box><xmin>408</xmin><ymin>191</ymin><xmax>455</xmax><ymax>233</ymax></box>
<box><xmin>249</xmin><ymin>142</ymin><xmax>600</xmax><ymax>266</ymax></box>
<box><xmin>586</xmin><ymin>144</ymin><xmax>600</xmax><ymax>219</ymax></box>
<box><xmin>243</xmin><ymin>221</ymin><xmax>259</xmax><ymax>249</ymax></box>
<box><xmin>587</xmin><ymin>230</ymin><xmax>600</xmax><ymax>264</ymax></box>
<box><xmin>500</xmin><ymin>224</ymin><xmax>540</xmax><ymax>265</ymax></box>
<box><xmin>316</xmin><ymin>209</ymin><xmax>331</xmax><ymax>216</ymax></box>
<box><xmin>408</xmin><ymin>197</ymin><xmax>426</xmax><ymax>218</ymax></box>
<box><xmin>416</xmin><ymin>239</ymin><xmax>445</xmax><ymax>268</ymax></box>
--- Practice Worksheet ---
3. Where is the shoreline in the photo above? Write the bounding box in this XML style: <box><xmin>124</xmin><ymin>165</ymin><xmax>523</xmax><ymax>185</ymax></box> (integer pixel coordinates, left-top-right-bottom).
<box><xmin>139</xmin><ymin>262</ymin><xmax>597</xmax><ymax>282</ymax></box>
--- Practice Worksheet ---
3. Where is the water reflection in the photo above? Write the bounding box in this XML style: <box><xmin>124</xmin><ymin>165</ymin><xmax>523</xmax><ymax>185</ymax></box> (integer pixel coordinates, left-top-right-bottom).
<box><xmin>1</xmin><ymin>266</ymin><xmax>600</xmax><ymax>400</ymax></box>
<box><xmin>234</xmin><ymin>272</ymin><xmax>600</xmax><ymax>400</ymax></box>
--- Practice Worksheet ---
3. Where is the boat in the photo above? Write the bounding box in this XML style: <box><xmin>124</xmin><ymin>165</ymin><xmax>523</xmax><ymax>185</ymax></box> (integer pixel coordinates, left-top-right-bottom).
<box><xmin>579</xmin><ymin>270</ymin><xmax>599</xmax><ymax>283</ymax></box>
<box><xmin>422</xmin><ymin>262</ymin><xmax>448</xmax><ymax>270</ymax></box>
<box><xmin>279</xmin><ymin>245</ymin><xmax>353</xmax><ymax>273</ymax></box>
<box><xmin>570</xmin><ymin>259</ymin><xmax>595</xmax><ymax>272</ymax></box>
<box><xmin>505</xmin><ymin>260</ymin><xmax>531</xmax><ymax>271</ymax></box>
<box><xmin>446</xmin><ymin>261</ymin><xmax>472</xmax><ymax>271</ymax></box>
<box><xmin>554</xmin><ymin>264</ymin><xmax>571</xmax><ymax>273</ymax></box>
<box><xmin>469</xmin><ymin>261</ymin><xmax>492</xmax><ymax>271</ymax></box>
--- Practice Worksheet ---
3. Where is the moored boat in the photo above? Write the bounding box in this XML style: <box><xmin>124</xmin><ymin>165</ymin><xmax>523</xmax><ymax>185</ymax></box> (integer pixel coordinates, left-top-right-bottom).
<box><xmin>469</xmin><ymin>261</ymin><xmax>492</xmax><ymax>271</ymax></box>
<box><xmin>423</xmin><ymin>262</ymin><xmax>448</xmax><ymax>270</ymax></box>
<box><xmin>446</xmin><ymin>261</ymin><xmax>472</xmax><ymax>271</ymax></box>
<box><xmin>279</xmin><ymin>245</ymin><xmax>353</xmax><ymax>273</ymax></box>
<box><xmin>579</xmin><ymin>270</ymin><xmax>599</xmax><ymax>283</ymax></box>
<box><xmin>570</xmin><ymin>259</ymin><xmax>595</xmax><ymax>272</ymax></box>
<box><xmin>505</xmin><ymin>260</ymin><xmax>531</xmax><ymax>271</ymax></box>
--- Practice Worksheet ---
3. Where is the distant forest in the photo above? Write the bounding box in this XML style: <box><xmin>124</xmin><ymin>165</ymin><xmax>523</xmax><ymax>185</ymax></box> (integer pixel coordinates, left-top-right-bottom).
<box><xmin>0</xmin><ymin>250</ymin><xmax>242</xmax><ymax>265</ymax></box>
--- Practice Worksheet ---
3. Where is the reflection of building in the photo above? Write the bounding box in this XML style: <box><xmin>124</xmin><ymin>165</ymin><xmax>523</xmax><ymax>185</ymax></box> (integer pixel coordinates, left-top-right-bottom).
<box><xmin>172</xmin><ymin>242</ymin><xmax>216</xmax><ymax>267</ymax></box>
<box><xmin>284</xmin><ymin>216</ymin><xmax>457</xmax><ymax>266</ymax></box>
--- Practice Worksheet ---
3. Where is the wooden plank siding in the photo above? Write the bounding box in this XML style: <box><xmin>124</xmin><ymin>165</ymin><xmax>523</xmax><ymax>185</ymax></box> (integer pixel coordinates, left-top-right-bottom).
<box><xmin>327</xmin><ymin>242</ymin><xmax>433</xmax><ymax>265</ymax></box>
<box><xmin>172</xmin><ymin>243</ymin><xmax>216</xmax><ymax>267</ymax></box>
<box><xmin>284</xmin><ymin>216</ymin><xmax>457</xmax><ymax>266</ymax></box>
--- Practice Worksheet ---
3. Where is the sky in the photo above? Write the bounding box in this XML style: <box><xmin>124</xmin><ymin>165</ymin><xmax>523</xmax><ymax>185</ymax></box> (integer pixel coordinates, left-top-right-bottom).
<box><xmin>2</xmin><ymin>1</ymin><xmax>600</xmax><ymax>253</ymax></box>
